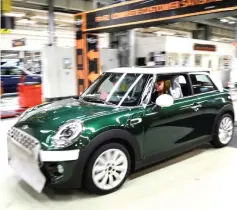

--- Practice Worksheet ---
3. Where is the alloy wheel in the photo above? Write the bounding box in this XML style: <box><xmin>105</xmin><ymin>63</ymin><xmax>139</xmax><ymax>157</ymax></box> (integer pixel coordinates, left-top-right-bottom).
<box><xmin>92</xmin><ymin>149</ymin><xmax>128</xmax><ymax>191</ymax></box>
<box><xmin>218</xmin><ymin>116</ymin><xmax>233</xmax><ymax>144</ymax></box>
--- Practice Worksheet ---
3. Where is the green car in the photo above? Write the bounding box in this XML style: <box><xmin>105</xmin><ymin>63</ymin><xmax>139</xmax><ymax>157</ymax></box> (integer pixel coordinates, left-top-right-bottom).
<box><xmin>7</xmin><ymin>67</ymin><xmax>235</xmax><ymax>195</ymax></box>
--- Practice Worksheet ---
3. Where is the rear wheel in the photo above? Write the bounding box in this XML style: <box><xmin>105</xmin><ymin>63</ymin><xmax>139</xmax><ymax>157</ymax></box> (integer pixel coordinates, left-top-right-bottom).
<box><xmin>211</xmin><ymin>113</ymin><xmax>234</xmax><ymax>148</ymax></box>
<box><xmin>84</xmin><ymin>143</ymin><xmax>131</xmax><ymax>195</ymax></box>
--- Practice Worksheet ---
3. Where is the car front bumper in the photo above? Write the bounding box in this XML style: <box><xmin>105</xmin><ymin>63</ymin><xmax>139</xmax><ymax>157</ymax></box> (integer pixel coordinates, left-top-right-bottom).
<box><xmin>40</xmin><ymin>150</ymin><xmax>83</xmax><ymax>189</ymax></box>
<box><xmin>7</xmin><ymin>127</ymin><xmax>83</xmax><ymax>192</ymax></box>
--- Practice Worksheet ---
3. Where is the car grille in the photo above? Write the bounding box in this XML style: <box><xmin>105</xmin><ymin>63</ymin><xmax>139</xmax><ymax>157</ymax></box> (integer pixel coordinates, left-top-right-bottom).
<box><xmin>7</xmin><ymin>127</ymin><xmax>40</xmax><ymax>159</ymax></box>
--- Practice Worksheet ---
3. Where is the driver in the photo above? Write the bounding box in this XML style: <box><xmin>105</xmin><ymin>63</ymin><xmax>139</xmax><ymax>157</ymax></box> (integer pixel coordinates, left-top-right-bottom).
<box><xmin>151</xmin><ymin>79</ymin><xmax>171</xmax><ymax>103</ymax></box>
<box><xmin>151</xmin><ymin>76</ymin><xmax>183</xmax><ymax>103</ymax></box>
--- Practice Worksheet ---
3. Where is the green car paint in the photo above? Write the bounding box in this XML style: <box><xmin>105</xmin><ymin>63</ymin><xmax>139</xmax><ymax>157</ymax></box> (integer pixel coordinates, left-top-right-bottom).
<box><xmin>16</xmin><ymin>99</ymin><xmax>135</xmax><ymax>151</ymax></box>
<box><xmin>15</xmin><ymin>90</ymin><xmax>231</xmax><ymax>156</ymax></box>
<box><xmin>9</xmin><ymin>70</ymin><xmax>234</xmax><ymax>191</ymax></box>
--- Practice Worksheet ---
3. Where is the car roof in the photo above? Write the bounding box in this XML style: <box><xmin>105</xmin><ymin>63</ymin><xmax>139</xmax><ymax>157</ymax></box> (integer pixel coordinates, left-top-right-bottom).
<box><xmin>106</xmin><ymin>66</ymin><xmax>211</xmax><ymax>74</ymax></box>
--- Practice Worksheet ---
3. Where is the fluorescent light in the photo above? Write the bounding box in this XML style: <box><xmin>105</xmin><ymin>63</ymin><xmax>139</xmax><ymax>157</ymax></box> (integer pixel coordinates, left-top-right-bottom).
<box><xmin>31</xmin><ymin>15</ymin><xmax>48</xmax><ymax>20</ymax></box>
<box><xmin>1</xmin><ymin>54</ymin><xmax>18</xmax><ymax>58</ymax></box>
<box><xmin>228</xmin><ymin>21</ymin><xmax>236</xmax><ymax>24</ymax></box>
<box><xmin>160</xmin><ymin>31</ymin><xmax>174</xmax><ymax>35</ymax></box>
<box><xmin>4</xmin><ymin>12</ymin><xmax>25</xmax><ymax>17</ymax></box>
<box><xmin>17</xmin><ymin>19</ymin><xmax>36</xmax><ymax>25</ymax></box>
<box><xmin>220</xmin><ymin>18</ymin><xmax>228</xmax><ymax>23</ymax></box>
<box><xmin>55</xmin><ymin>18</ymin><xmax>75</xmax><ymax>23</ymax></box>
<box><xmin>212</xmin><ymin>38</ymin><xmax>219</xmax><ymax>42</ymax></box>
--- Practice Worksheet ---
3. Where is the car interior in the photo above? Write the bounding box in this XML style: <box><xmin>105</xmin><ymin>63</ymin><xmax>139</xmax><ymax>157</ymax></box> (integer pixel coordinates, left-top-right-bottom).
<box><xmin>190</xmin><ymin>74</ymin><xmax>216</xmax><ymax>94</ymax></box>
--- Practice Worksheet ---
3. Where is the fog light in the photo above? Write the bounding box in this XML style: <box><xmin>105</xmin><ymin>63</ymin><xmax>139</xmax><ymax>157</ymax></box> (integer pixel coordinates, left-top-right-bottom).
<box><xmin>57</xmin><ymin>164</ymin><xmax>64</xmax><ymax>174</ymax></box>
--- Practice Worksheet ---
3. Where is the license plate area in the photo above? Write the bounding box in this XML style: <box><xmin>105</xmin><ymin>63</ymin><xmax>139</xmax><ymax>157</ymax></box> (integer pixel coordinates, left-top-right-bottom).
<box><xmin>9</xmin><ymin>157</ymin><xmax>46</xmax><ymax>193</ymax></box>
<box><xmin>7</xmin><ymin>132</ymin><xmax>46</xmax><ymax>193</ymax></box>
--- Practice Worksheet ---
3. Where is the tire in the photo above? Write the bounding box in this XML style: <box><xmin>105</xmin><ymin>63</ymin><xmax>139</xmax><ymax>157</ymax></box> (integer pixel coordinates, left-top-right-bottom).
<box><xmin>84</xmin><ymin>143</ymin><xmax>131</xmax><ymax>195</ymax></box>
<box><xmin>211</xmin><ymin>113</ymin><xmax>234</xmax><ymax>148</ymax></box>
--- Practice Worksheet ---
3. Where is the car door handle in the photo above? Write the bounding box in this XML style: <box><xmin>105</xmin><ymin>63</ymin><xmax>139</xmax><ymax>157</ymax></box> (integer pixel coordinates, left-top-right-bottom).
<box><xmin>191</xmin><ymin>104</ymin><xmax>202</xmax><ymax>111</ymax></box>
<box><xmin>129</xmin><ymin>118</ymin><xmax>142</xmax><ymax>127</ymax></box>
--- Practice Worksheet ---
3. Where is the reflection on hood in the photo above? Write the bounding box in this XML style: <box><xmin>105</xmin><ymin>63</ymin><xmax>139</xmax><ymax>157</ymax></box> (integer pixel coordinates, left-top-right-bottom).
<box><xmin>19</xmin><ymin>98</ymin><xmax>80</xmax><ymax>122</ymax></box>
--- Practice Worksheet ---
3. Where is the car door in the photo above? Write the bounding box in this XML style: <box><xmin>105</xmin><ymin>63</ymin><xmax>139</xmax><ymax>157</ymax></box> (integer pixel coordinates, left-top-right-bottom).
<box><xmin>188</xmin><ymin>72</ymin><xmax>224</xmax><ymax>137</ymax></box>
<box><xmin>1</xmin><ymin>67</ymin><xmax>21</xmax><ymax>93</ymax></box>
<box><xmin>142</xmin><ymin>73</ymin><xmax>209</xmax><ymax>158</ymax></box>
<box><xmin>24</xmin><ymin>72</ymin><xmax>41</xmax><ymax>84</ymax></box>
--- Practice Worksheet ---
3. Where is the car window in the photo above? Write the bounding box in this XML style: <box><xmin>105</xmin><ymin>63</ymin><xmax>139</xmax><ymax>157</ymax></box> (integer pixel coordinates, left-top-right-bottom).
<box><xmin>1</xmin><ymin>67</ymin><xmax>21</xmax><ymax>75</ymax></box>
<box><xmin>190</xmin><ymin>74</ymin><xmax>217</xmax><ymax>94</ymax></box>
<box><xmin>150</xmin><ymin>73</ymin><xmax>192</xmax><ymax>103</ymax></box>
<box><xmin>9</xmin><ymin>67</ymin><xmax>21</xmax><ymax>75</ymax></box>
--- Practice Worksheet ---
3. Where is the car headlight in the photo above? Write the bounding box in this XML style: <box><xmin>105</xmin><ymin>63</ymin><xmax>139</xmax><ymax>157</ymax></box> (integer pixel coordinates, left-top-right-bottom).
<box><xmin>52</xmin><ymin>120</ymin><xmax>83</xmax><ymax>148</ymax></box>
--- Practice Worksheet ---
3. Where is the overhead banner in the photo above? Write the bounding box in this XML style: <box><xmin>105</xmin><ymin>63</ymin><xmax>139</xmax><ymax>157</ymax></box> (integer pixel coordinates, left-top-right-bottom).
<box><xmin>82</xmin><ymin>0</ymin><xmax>237</xmax><ymax>32</ymax></box>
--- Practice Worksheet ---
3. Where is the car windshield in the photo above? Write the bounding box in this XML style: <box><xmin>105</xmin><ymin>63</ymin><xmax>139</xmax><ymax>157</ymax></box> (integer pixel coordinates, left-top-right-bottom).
<box><xmin>81</xmin><ymin>73</ymin><xmax>151</xmax><ymax>106</ymax></box>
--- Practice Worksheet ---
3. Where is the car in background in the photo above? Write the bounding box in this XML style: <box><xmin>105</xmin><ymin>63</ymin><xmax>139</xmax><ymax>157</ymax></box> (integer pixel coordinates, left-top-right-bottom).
<box><xmin>7</xmin><ymin>67</ymin><xmax>235</xmax><ymax>195</ymax></box>
<box><xmin>0</xmin><ymin>66</ymin><xmax>41</xmax><ymax>93</ymax></box>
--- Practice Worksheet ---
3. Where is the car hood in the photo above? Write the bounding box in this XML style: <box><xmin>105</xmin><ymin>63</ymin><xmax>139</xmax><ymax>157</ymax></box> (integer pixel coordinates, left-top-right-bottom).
<box><xmin>14</xmin><ymin>98</ymin><xmax>129</xmax><ymax>150</ymax></box>
<box><xmin>17</xmin><ymin>98</ymin><xmax>119</xmax><ymax>126</ymax></box>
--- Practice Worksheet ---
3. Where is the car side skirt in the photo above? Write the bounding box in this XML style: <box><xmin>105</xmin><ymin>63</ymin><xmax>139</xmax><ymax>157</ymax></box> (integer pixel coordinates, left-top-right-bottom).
<box><xmin>135</xmin><ymin>135</ymin><xmax>211</xmax><ymax>171</ymax></box>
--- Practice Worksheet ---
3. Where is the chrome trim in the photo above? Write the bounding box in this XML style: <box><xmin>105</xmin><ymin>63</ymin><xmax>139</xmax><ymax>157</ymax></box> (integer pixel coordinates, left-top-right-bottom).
<box><xmin>8</xmin><ymin>127</ymin><xmax>40</xmax><ymax>155</ymax></box>
<box><xmin>129</xmin><ymin>118</ymin><xmax>142</xmax><ymax>127</ymax></box>
<box><xmin>40</xmin><ymin>150</ymin><xmax>80</xmax><ymax>162</ymax></box>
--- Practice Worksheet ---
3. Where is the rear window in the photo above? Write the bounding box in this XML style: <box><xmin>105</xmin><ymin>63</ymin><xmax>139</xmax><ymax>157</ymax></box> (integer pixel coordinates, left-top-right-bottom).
<box><xmin>190</xmin><ymin>74</ymin><xmax>217</xmax><ymax>94</ymax></box>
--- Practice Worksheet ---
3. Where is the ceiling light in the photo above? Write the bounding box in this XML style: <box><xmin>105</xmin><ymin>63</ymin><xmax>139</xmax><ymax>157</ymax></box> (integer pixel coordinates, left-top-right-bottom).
<box><xmin>55</xmin><ymin>18</ymin><xmax>75</xmax><ymax>23</ymax></box>
<box><xmin>226</xmin><ymin>16</ymin><xmax>237</xmax><ymax>21</ymax></box>
<box><xmin>1</xmin><ymin>54</ymin><xmax>18</xmax><ymax>58</ymax></box>
<box><xmin>220</xmin><ymin>18</ymin><xmax>228</xmax><ymax>23</ymax></box>
<box><xmin>212</xmin><ymin>38</ymin><xmax>219</xmax><ymax>42</ymax></box>
<box><xmin>31</xmin><ymin>15</ymin><xmax>48</xmax><ymax>20</ymax></box>
<box><xmin>228</xmin><ymin>21</ymin><xmax>236</xmax><ymax>24</ymax></box>
<box><xmin>17</xmin><ymin>19</ymin><xmax>36</xmax><ymax>25</ymax></box>
<box><xmin>4</xmin><ymin>12</ymin><xmax>25</xmax><ymax>17</ymax></box>
<box><xmin>160</xmin><ymin>31</ymin><xmax>174</xmax><ymax>35</ymax></box>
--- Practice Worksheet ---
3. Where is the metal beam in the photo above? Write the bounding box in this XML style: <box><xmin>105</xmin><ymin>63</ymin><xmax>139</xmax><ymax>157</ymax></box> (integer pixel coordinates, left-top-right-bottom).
<box><xmin>193</xmin><ymin>20</ymin><xmax>234</xmax><ymax>31</ymax></box>
<box><xmin>12</xmin><ymin>1</ymin><xmax>83</xmax><ymax>14</ymax></box>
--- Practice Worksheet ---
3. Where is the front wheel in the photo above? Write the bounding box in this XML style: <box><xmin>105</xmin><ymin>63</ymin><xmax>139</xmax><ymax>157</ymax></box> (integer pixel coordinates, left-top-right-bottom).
<box><xmin>211</xmin><ymin>113</ymin><xmax>234</xmax><ymax>148</ymax></box>
<box><xmin>84</xmin><ymin>143</ymin><xmax>131</xmax><ymax>195</ymax></box>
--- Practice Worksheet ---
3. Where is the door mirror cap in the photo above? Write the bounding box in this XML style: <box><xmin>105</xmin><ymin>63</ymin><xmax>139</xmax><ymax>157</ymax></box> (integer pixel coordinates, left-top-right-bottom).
<box><xmin>156</xmin><ymin>94</ymin><xmax>174</xmax><ymax>107</ymax></box>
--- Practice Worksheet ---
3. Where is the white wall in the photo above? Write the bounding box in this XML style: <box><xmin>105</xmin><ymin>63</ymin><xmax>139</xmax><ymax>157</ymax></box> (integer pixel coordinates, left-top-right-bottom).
<box><xmin>164</xmin><ymin>36</ymin><xmax>235</xmax><ymax>56</ymax></box>
<box><xmin>42</xmin><ymin>46</ymin><xmax>77</xmax><ymax>99</ymax></box>
<box><xmin>0</xmin><ymin>32</ymin><xmax>75</xmax><ymax>51</ymax></box>
<box><xmin>98</xmin><ymin>33</ymin><xmax>110</xmax><ymax>49</ymax></box>
<box><xmin>135</xmin><ymin>35</ymin><xmax>235</xmax><ymax>70</ymax></box>
<box><xmin>135</xmin><ymin>36</ymin><xmax>166</xmax><ymax>58</ymax></box>
<box><xmin>164</xmin><ymin>36</ymin><xmax>235</xmax><ymax>70</ymax></box>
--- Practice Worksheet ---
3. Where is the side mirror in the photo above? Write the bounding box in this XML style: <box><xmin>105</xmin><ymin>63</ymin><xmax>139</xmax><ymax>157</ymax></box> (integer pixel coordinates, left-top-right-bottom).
<box><xmin>155</xmin><ymin>94</ymin><xmax>174</xmax><ymax>108</ymax></box>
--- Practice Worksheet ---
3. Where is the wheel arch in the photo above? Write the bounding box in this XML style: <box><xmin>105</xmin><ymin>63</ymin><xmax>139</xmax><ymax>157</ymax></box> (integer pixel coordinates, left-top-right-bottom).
<box><xmin>73</xmin><ymin>129</ymin><xmax>142</xmax><ymax>188</ymax></box>
<box><xmin>212</xmin><ymin>104</ymin><xmax>235</xmax><ymax>135</ymax></box>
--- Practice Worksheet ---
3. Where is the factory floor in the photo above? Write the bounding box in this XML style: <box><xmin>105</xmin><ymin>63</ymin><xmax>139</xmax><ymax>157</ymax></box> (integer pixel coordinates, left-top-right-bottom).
<box><xmin>1</xmin><ymin>103</ymin><xmax>237</xmax><ymax>210</ymax></box>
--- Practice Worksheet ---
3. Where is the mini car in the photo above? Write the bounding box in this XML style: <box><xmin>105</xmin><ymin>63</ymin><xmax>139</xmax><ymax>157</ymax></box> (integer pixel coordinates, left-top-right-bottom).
<box><xmin>7</xmin><ymin>67</ymin><xmax>235</xmax><ymax>195</ymax></box>
<box><xmin>1</xmin><ymin>66</ymin><xmax>41</xmax><ymax>93</ymax></box>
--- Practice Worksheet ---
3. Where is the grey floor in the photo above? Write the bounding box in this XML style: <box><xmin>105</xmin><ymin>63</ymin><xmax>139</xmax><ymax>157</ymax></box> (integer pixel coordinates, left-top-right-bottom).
<box><xmin>1</xmin><ymin>105</ymin><xmax>237</xmax><ymax>210</ymax></box>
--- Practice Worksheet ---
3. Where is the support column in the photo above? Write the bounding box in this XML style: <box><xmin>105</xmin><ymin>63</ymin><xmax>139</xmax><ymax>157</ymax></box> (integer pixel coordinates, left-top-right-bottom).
<box><xmin>129</xmin><ymin>29</ymin><xmax>136</xmax><ymax>67</ymax></box>
<box><xmin>235</xmin><ymin>25</ymin><xmax>237</xmax><ymax>58</ymax></box>
<box><xmin>48</xmin><ymin>0</ymin><xmax>56</xmax><ymax>45</ymax></box>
